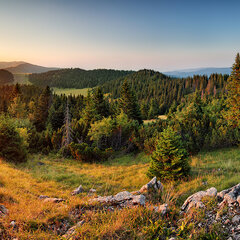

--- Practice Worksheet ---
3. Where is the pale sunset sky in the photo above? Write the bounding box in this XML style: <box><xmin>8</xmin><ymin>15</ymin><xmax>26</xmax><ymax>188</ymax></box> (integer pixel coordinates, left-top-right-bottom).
<box><xmin>0</xmin><ymin>0</ymin><xmax>239</xmax><ymax>71</ymax></box>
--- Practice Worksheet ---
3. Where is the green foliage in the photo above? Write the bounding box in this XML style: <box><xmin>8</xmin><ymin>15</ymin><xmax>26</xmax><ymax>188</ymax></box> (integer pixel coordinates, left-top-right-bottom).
<box><xmin>0</xmin><ymin>115</ymin><xmax>27</xmax><ymax>163</ymax></box>
<box><xmin>119</xmin><ymin>80</ymin><xmax>142</xmax><ymax>123</ymax></box>
<box><xmin>32</xmin><ymin>86</ymin><xmax>52</xmax><ymax>131</ymax></box>
<box><xmin>88</xmin><ymin>111</ymin><xmax>139</xmax><ymax>150</ymax></box>
<box><xmin>29</xmin><ymin>68</ymin><xmax>133</xmax><ymax>88</ymax></box>
<box><xmin>225</xmin><ymin>53</ymin><xmax>240</xmax><ymax>128</ymax></box>
<box><xmin>102</xmin><ymin>69</ymin><xmax>228</xmax><ymax>117</ymax></box>
<box><xmin>147</xmin><ymin>126</ymin><xmax>190</xmax><ymax>181</ymax></box>
<box><xmin>172</xmin><ymin>92</ymin><xmax>210</xmax><ymax>154</ymax></box>
<box><xmin>69</xmin><ymin>142</ymin><xmax>110</xmax><ymax>162</ymax></box>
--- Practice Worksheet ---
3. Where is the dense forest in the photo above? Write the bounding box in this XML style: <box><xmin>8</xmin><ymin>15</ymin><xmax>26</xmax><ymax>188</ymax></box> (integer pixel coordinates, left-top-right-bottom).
<box><xmin>29</xmin><ymin>68</ymin><xmax>229</xmax><ymax>118</ymax></box>
<box><xmin>0</xmin><ymin>69</ymin><xmax>14</xmax><ymax>85</ymax></box>
<box><xmin>102</xmin><ymin>70</ymin><xmax>229</xmax><ymax>117</ymax></box>
<box><xmin>0</xmin><ymin>54</ymin><xmax>239</xmax><ymax>180</ymax></box>
<box><xmin>29</xmin><ymin>68</ymin><xmax>133</xmax><ymax>88</ymax></box>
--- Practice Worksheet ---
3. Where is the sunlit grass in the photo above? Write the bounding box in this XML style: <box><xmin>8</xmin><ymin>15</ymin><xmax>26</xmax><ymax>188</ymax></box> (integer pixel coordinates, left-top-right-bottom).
<box><xmin>52</xmin><ymin>87</ymin><xmax>91</xmax><ymax>96</ymax></box>
<box><xmin>0</xmin><ymin>147</ymin><xmax>239</xmax><ymax>239</ymax></box>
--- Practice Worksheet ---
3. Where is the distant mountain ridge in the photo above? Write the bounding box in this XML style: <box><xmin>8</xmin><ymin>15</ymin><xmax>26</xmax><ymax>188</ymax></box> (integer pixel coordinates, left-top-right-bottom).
<box><xmin>0</xmin><ymin>61</ymin><xmax>59</xmax><ymax>74</ymax></box>
<box><xmin>164</xmin><ymin>67</ymin><xmax>231</xmax><ymax>77</ymax></box>
<box><xmin>0</xmin><ymin>61</ymin><xmax>25</xmax><ymax>69</ymax></box>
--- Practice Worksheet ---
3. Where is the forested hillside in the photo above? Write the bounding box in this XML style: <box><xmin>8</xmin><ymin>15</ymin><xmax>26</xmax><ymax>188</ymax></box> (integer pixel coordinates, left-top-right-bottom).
<box><xmin>101</xmin><ymin>69</ymin><xmax>229</xmax><ymax>116</ymax></box>
<box><xmin>29</xmin><ymin>68</ymin><xmax>133</xmax><ymax>88</ymax></box>
<box><xmin>0</xmin><ymin>69</ymin><xmax>14</xmax><ymax>85</ymax></box>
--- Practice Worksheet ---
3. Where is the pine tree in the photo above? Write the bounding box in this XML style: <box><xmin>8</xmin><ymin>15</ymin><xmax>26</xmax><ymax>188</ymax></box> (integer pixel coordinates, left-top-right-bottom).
<box><xmin>119</xmin><ymin>80</ymin><xmax>142</xmax><ymax>124</ymax></box>
<box><xmin>147</xmin><ymin>127</ymin><xmax>190</xmax><ymax>181</ymax></box>
<box><xmin>92</xmin><ymin>87</ymin><xmax>109</xmax><ymax>117</ymax></box>
<box><xmin>32</xmin><ymin>86</ymin><xmax>52</xmax><ymax>131</ymax></box>
<box><xmin>225</xmin><ymin>53</ymin><xmax>240</xmax><ymax>128</ymax></box>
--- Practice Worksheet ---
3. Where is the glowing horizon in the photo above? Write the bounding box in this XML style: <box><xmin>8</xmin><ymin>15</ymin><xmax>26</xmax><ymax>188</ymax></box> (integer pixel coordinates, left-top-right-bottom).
<box><xmin>0</xmin><ymin>0</ymin><xmax>239</xmax><ymax>72</ymax></box>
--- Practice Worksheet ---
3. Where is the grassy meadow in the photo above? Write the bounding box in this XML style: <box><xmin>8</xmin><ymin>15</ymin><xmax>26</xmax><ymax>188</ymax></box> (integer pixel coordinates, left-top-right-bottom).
<box><xmin>0</xmin><ymin>147</ymin><xmax>239</xmax><ymax>239</ymax></box>
<box><xmin>52</xmin><ymin>88</ymin><xmax>91</xmax><ymax>97</ymax></box>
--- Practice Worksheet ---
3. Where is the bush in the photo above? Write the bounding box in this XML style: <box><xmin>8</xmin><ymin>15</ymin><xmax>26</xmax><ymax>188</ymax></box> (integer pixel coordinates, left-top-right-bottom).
<box><xmin>69</xmin><ymin>142</ymin><xmax>111</xmax><ymax>162</ymax></box>
<box><xmin>0</xmin><ymin>115</ymin><xmax>27</xmax><ymax>163</ymax></box>
<box><xmin>147</xmin><ymin>127</ymin><xmax>190</xmax><ymax>181</ymax></box>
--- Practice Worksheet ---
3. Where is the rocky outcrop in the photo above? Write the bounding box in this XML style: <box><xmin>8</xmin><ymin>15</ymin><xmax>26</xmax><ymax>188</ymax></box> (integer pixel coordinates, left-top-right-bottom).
<box><xmin>39</xmin><ymin>196</ymin><xmax>65</xmax><ymax>203</ymax></box>
<box><xmin>139</xmin><ymin>176</ymin><xmax>163</xmax><ymax>193</ymax></box>
<box><xmin>181</xmin><ymin>187</ymin><xmax>217</xmax><ymax>212</ymax></box>
<box><xmin>91</xmin><ymin>191</ymin><xmax>146</xmax><ymax>207</ymax></box>
<box><xmin>71</xmin><ymin>185</ymin><xmax>84</xmax><ymax>196</ymax></box>
<box><xmin>218</xmin><ymin>183</ymin><xmax>240</xmax><ymax>208</ymax></box>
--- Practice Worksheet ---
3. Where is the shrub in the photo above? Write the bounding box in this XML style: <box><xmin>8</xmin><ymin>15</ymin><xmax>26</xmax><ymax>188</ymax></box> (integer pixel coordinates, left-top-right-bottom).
<box><xmin>69</xmin><ymin>142</ymin><xmax>111</xmax><ymax>162</ymax></box>
<box><xmin>147</xmin><ymin>126</ymin><xmax>190</xmax><ymax>181</ymax></box>
<box><xmin>0</xmin><ymin>115</ymin><xmax>27</xmax><ymax>163</ymax></box>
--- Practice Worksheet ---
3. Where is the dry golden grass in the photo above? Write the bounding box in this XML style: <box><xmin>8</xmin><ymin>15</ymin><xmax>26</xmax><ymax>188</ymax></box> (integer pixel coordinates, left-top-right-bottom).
<box><xmin>0</xmin><ymin>147</ymin><xmax>239</xmax><ymax>239</ymax></box>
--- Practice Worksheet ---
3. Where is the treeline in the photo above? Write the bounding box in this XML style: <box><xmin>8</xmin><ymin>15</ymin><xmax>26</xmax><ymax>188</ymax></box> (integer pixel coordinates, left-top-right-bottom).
<box><xmin>29</xmin><ymin>68</ymin><xmax>133</xmax><ymax>89</ymax></box>
<box><xmin>0</xmin><ymin>69</ymin><xmax>14</xmax><ymax>85</ymax></box>
<box><xmin>0</xmin><ymin>54</ymin><xmax>239</xmax><ymax>183</ymax></box>
<box><xmin>101</xmin><ymin>69</ymin><xmax>229</xmax><ymax>117</ymax></box>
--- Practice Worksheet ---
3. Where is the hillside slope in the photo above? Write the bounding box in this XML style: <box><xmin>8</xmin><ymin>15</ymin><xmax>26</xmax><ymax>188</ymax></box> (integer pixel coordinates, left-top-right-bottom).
<box><xmin>5</xmin><ymin>63</ymin><xmax>59</xmax><ymax>74</ymax></box>
<box><xmin>0</xmin><ymin>69</ymin><xmax>14</xmax><ymax>85</ymax></box>
<box><xmin>29</xmin><ymin>68</ymin><xmax>134</xmax><ymax>88</ymax></box>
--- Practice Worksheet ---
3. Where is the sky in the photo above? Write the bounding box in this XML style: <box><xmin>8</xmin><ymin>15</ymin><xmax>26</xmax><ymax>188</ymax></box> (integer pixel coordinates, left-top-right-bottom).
<box><xmin>0</xmin><ymin>0</ymin><xmax>239</xmax><ymax>71</ymax></box>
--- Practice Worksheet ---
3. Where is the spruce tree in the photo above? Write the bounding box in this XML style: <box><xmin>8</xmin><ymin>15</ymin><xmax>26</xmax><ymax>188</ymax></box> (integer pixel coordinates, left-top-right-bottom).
<box><xmin>32</xmin><ymin>86</ymin><xmax>52</xmax><ymax>131</ymax></box>
<box><xmin>225</xmin><ymin>53</ymin><xmax>240</xmax><ymax>128</ymax></box>
<box><xmin>147</xmin><ymin>127</ymin><xmax>190</xmax><ymax>181</ymax></box>
<box><xmin>119</xmin><ymin>80</ymin><xmax>142</xmax><ymax>124</ymax></box>
<box><xmin>92</xmin><ymin>87</ymin><xmax>109</xmax><ymax>117</ymax></box>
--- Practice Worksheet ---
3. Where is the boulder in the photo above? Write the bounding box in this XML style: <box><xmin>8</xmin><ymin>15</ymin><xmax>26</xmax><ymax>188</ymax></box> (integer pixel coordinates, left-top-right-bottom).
<box><xmin>0</xmin><ymin>205</ymin><xmax>8</xmax><ymax>216</ymax></box>
<box><xmin>218</xmin><ymin>183</ymin><xmax>240</xmax><ymax>207</ymax></box>
<box><xmin>181</xmin><ymin>187</ymin><xmax>217</xmax><ymax>212</ymax></box>
<box><xmin>232</xmin><ymin>215</ymin><xmax>240</xmax><ymax>224</ymax></box>
<box><xmin>71</xmin><ymin>185</ymin><xmax>84</xmax><ymax>196</ymax></box>
<box><xmin>158</xmin><ymin>203</ymin><xmax>168</xmax><ymax>216</ymax></box>
<box><xmin>89</xmin><ymin>188</ymin><xmax>96</xmax><ymax>193</ymax></box>
<box><xmin>114</xmin><ymin>191</ymin><xmax>133</xmax><ymax>202</ymax></box>
<box><xmin>43</xmin><ymin>197</ymin><xmax>65</xmax><ymax>203</ymax></box>
<box><xmin>139</xmin><ymin>177</ymin><xmax>163</xmax><ymax>193</ymax></box>
<box><xmin>39</xmin><ymin>195</ymin><xmax>49</xmax><ymax>199</ymax></box>
<box><xmin>132</xmin><ymin>195</ymin><xmax>146</xmax><ymax>206</ymax></box>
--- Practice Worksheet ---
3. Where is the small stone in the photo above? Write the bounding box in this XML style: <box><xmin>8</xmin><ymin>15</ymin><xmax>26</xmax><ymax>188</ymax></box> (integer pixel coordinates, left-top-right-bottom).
<box><xmin>10</xmin><ymin>220</ymin><xmax>17</xmax><ymax>229</ymax></box>
<box><xmin>71</xmin><ymin>185</ymin><xmax>84</xmax><ymax>195</ymax></box>
<box><xmin>39</xmin><ymin>195</ymin><xmax>49</xmax><ymax>199</ymax></box>
<box><xmin>89</xmin><ymin>188</ymin><xmax>96</xmax><ymax>193</ymax></box>
<box><xmin>43</xmin><ymin>198</ymin><xmax>64</xmax><ymax>203</ymax></box>
<box><xmin>158</xmin><ymin>203</ymin><xmax>168</xmax><ymax>216</ymax></box>
<box><xmin>232</xmin><ymin>215</ymin><xmax>240</xmax><ymax>224</ymax></box>
<box><xmin>224</xmin><ymin>219</ymin><xmax>231</xmax><ymax>225</ymax></box>
<box><xmin>0</xmin><ymin>205</ymin><xmax>8</xmax><ymax>216</ymax></box>
<box><xmin>132</xmin><ymin>195</ymin><xmax>146</xmax><ymax>206</ymax></box>
<box><xmin>139</xmin><ymin>176</ymin><xmax>162</xmax><ymax>193</ymax></box>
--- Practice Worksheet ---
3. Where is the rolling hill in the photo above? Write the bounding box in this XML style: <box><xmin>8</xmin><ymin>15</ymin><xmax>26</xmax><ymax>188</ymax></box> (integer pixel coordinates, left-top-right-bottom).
<box><xmin>4</xmin><ymin>62</ymin><xmax>59</xmax><ymax>74</ymax></box>
<box><xmin>0</xmin><ymin>61</ymin><xmax>25</xmax><ymax>69</ymax></box>
<box><xmin>29</xmin><ymin>68</ymin><xmax>134</xmax><ymax>88</ymax></box>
